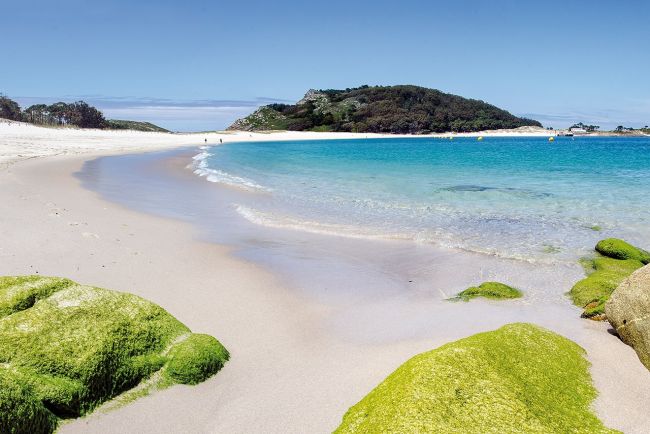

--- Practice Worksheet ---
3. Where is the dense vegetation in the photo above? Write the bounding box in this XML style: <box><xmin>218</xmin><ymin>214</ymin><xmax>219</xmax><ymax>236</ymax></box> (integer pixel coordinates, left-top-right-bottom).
<box><xmin>0</xmin><ymin>275</ymin><xmax>229</xmax><ymax>433</ymax></box>
<box><xmin>0</xmin><ymin>94</ymin><xmax>167</xmax><ymax>131</ymax></box>
<box><xmin>106</xmin><ymin>119</ymin><xmax>169</xmax><ymax>132</ymax></box>
<box><xmin>335</xmin><ymin>323</ymin><xmax>615</xmax><ymax>433</ymax></box>
<box><xmin>570</xmin><ymin>122</ymin><xmax>600</xmax><ymax>132</ymax></box>
<box><xmin>228</xmin><ymin>85</ymin><xmax>542</xmax><ymax>133</ymax></box>
<box><xmin>570</xmin><ymin>238</ymin><xmax>649</xmax><ymax>320</ymax></box>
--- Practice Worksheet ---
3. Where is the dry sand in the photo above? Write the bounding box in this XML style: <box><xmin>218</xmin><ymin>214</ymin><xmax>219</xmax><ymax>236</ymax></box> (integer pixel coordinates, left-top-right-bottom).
<box><xmin>1</xmin><ymin>123</ymin><xmax>649</xmax><ymax>433</ymax></box>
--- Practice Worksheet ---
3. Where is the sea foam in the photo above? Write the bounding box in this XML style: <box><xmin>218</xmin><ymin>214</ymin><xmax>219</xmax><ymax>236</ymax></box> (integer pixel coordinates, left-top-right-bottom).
<box><xmin>192</xmin><ymin>150</ymin><xmax>271</xmax><ymax>192</ymax></box>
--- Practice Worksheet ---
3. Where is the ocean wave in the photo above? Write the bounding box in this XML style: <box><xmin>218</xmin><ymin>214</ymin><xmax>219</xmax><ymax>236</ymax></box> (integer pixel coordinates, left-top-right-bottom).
<box><xmin>191</xmin><ymin>150</ymin><xmax>271</xmax><ymax>193</ymax></box>
<box><xmin>234</xmin><ymin>205</ymin><xmax>564</xmax><ymax>265</ymax></box>
<box><xmin>235</xmin><ymin>205</ymin><xmax>411</xmax><ymax>241</ymax></box>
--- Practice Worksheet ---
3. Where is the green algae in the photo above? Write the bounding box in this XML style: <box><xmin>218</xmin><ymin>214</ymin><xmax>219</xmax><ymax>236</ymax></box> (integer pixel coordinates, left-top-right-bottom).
<box><xmin>0</xmin><ymin>369</ymin><xmax>58</xmax><ymax>434</ymax></box>
<box><xmin>334</xmin><ymin>323</ymin><xmax>617</xmax><ymax>434</ymax></box>
<box><xmin>595</xmin><ymin>238</ymin><xmax>650</xmax><ymax>264</ymax></box>
<box><xmin>570</xmin><ymin>240</ymin><xmax>647</xmax><ymax>319</ymax></box>
<box><xmin>166</xmin><ymin>334</ymin><xmax>229</xmax><ymax>385</ymax></box>
<box><xmin>542</xmin><ymin>244</ymin><xmax>561</xmax><ymax>254</ymax></box>
<box><xmin>454</xmin><ymin>281</ymin><xmax>522</xmax><ymax>301</ymax></box>
<box><xmin>0</xmin><ymin>275</ymin><xmax>75</xmax><ymax>318</ymax></box>
<box><xmin>0</xmin><ymin>276</ymin><xmax>229</xmax><ymax>433</ymax></box>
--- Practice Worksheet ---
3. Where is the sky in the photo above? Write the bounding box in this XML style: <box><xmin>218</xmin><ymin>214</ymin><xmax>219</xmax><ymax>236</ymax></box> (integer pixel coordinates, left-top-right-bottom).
<box><xmin>3</xmin><ymin>0</ymin><xmax>649</xmax><ymax>131</ymax></box>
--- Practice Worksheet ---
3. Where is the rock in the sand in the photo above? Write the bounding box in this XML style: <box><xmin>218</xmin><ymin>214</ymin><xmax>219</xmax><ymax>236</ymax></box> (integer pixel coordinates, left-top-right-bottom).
<box><xmin>570</xmin><ymin>239</ymin><xmax>647</xmax><ymax>320</ymax></box>
<box><xmin>334</xmin><ymin>323</ymin><xmax>616</xmax><ymax>434</ymax></box>
<box><xmin>453</xmin><ymin>281</ymin><xmax>522</xmax><ymax>301</ymax></box>
<box><xmin>0</xmin><ymin>275</ymin><xmax>229</xmax><ymax>434</ymax></box>
<box><xmin>606</xmin><ymin>265</ymin><xmax>650</xmax><ymax>371</ymax></box>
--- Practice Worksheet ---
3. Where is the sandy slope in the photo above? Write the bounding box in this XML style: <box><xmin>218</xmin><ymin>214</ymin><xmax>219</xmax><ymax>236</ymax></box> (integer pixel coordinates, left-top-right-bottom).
<box><xmin>1</xmin><ymin>124</ymin><xmax>648</xmax><ymax>433</ymax></box>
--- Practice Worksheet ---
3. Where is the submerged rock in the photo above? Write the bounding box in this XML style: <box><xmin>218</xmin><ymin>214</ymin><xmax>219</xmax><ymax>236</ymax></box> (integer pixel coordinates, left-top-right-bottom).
<box><xmin>606</xmin><ymin>265</ymin><xmax>650</xmax><ymax>371</ymax></box>
<box><xmin>595</xmin><ymin>238</ymin><xmax>650</xmax><ymax>264</ymax></box>
<box><xmin>0</xmin><ymin>275</ymin><xmax>229</xmax><ymax>433</ymax></box>
<box><xmin>334</xmin><ymin>323</ymin><xmax>615</xmax><ymax>433</ymax></box>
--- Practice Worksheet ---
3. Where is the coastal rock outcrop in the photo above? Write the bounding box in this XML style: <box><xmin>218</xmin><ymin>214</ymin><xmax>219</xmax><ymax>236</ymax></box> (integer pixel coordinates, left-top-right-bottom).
<box><xmin>606</xmin><ymin>265</ymin><xmax>650</xmax><ymax>371</ymax></box>
<box><xmin>334</xmin><ymin>323</ymin><xmax>615</xmax><ymax>433</ymax></box>
<box><xmin>0</xmin><ymin>275</ymin><xmax>229</xmax><ymax>433</ymax></box>
<box><xmin>570</xmin><ymin>238</ymin><xmax>647</xmax><ymax>320</ymax></box>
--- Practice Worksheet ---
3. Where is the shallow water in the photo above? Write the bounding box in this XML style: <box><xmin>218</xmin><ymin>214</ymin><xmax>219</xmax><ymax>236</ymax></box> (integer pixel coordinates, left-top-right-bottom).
<box><xmin>76</xmin><ymin>143</ymin><xmax>603</xmax><ymax>343</ymax></box>
<box><xmin>194</xmin><ymin>136</ymin><xmax>650</xmax><ymax>263</ymax></box>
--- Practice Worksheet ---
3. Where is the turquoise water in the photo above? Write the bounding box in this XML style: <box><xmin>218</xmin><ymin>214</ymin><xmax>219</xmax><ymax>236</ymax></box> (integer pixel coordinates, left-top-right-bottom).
<box><xmin>194</xmin><ymin>136</ymin><xmax>650</xmax><ymax>263</ymax></box>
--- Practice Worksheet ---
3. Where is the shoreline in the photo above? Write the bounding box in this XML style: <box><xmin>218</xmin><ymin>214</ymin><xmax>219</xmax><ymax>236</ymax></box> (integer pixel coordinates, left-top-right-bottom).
<box><xmin>78</xmin><ymin>147</ymin><xmax>650</xmax><ymax>432</ymax></box>
<box><xmin>1</xmin><ymin>128</ymin><xmax>649</xmax><ymax>432</ymax></box>
<box><xmin>0</xmin><ymin>119</ymin><xmax>580</xmax><ymax>168</ymax></box>
<box><xmin>1</xmin><ymin>155</ymin><xmax>437</xmax><ymax>433</ymax></box>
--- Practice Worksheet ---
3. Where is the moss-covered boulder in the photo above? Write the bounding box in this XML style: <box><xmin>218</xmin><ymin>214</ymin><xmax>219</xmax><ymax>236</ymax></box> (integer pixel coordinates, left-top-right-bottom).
<box><xmin>606</xmin><ymin>265</ymin><xmax>650</xmax><ymax>372</ymax></box>
<box><xmin>166</xmin><ymin>334</ymin><xmax>230</xmax><ymax>385</ymax></box>
<box><xmin>0</xmin><ymin>276</ymin><xmax>229</xmax><ymax>434</ymax></box>
<box><xmin>334</xmin><ymin>323</ymin><xmax>616</xmax><ymax>434</ymax></box>
<box><xmin>0</xmin><ymin>370</ymin><xmax>58</xmax><ymax>434</ymax></box>
<box><xmin>595</xmin><ymin>238</ymin><xmax>650</xmax><ymax>264</ymax></box>
<box><xmin>453</xmin><ymin>281</ymin><xmax>522</xmax><ymax>301</ymax></box>
<box><xmin>570</xmin><ymin>239</ymin><xmax>647</xmax><ymax>320</ymax></box>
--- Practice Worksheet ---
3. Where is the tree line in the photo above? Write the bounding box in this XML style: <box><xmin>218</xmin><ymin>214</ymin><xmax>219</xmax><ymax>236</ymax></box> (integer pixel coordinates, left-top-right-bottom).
<box><xmin>0</xmin><ymin>94</ymin><xmax>107</xmax><ymax>128</ymax></box>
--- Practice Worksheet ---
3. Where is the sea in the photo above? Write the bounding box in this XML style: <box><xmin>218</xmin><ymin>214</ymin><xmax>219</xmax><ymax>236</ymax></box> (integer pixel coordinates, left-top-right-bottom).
<box><xmin>78</xmin><ymin>135</ymin><xmax>650</xmax><ymax>342</ymax></box>
<box><xmin>192</xmin><ymin>136</ymin><xmax>650</xmax><ymax>263</ymax></box>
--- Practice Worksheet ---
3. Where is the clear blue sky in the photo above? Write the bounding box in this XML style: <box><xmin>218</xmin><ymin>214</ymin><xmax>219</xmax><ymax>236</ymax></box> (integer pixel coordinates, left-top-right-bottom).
<box><xmin>3</xmin><ymin>0</ymin><xmax>649</xmax><ymax>131</ymax></box>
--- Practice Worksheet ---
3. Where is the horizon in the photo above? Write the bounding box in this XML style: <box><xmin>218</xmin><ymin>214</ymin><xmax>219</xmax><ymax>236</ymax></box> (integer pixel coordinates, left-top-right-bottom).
<box><xmin>3</xmin><ymin>0</ymin><xmax>650</xmax><ymax>132</ymax></box>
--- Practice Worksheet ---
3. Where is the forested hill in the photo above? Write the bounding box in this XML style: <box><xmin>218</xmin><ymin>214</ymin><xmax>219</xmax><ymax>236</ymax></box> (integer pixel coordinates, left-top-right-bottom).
<box><xmin>228</xmin><ymin>85</ymin><xmax>541</xmax><ymax>134</ymax></box>
<box><xmin>0</xmin><ymin>94</ymin><xmax>168</xmax><ymax>132</ymax></box>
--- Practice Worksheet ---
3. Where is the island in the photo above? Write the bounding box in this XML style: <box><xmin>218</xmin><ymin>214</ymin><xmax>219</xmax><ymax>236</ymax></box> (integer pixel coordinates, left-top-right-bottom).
<box><xmin>228</xmin><ymin>85</ymin><xmax>542</xmax><ymax>134</ymax></box>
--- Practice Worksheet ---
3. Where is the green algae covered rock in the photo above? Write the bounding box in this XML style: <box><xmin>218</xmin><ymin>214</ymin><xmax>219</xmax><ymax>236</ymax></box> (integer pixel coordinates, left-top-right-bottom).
<box><xmin>0</xmin><ymin>370</ymin><xmax>58</xmax><ymax>434</ymax></box>
<box><xmin>0</xmin><ymin>275</ymin><xmax>75</xmax><ymax>318</ymax></box>
<box><xmin>334</xmin><ymin>323</ymin><xmax>616</xmax><ymax>434</ymax></box>
<box><xmin>454</xmin><ymin>281</ymin><xmax>522</xmax><ymax>301</ymax></box>
<box><xmin>166</xmin><ymin>334</ymin><xmax>230</xmax><ymax>385</ymax></box>
<box><xmin>0</xmin><ymin>276</ymin><xmax>229</xmax><ymax>434</ymax></box>
<box><xmin>595</xmin><ymin>238</ymin><xmax>650</xmax><ymax>264</ymax></box>
<box><xmin>606</xmin><ymin>265</ymin><xmax>650</xmax><ymax>371</ymax></box>
<box><xmin>570</xmin><ymin>240</ymin><xmax>647</xmax><ymax>320</ymax></box>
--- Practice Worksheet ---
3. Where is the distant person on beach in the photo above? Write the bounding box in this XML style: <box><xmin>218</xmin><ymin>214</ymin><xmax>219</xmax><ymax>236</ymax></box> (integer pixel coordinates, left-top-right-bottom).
<box><xmin>220</xmin><ymin>138</ymin><xmax>223</xmax><ymax>144</ymax></box>
<box><xmin>204</xmin><ymin>138</ymin><xmax>207</xmax><ymax>143</ymax></box>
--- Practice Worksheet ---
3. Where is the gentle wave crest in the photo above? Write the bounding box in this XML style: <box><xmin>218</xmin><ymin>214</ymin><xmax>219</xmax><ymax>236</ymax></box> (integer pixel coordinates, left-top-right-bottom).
<box><xmin>234</xmin><ymin>205</ymin><xmax>561</xmax><ymax>265</ymax></box>
<box><xmin>192</xmin><ymin>150</ymin><xmax>271</xmax><ymax>192</ymax></box>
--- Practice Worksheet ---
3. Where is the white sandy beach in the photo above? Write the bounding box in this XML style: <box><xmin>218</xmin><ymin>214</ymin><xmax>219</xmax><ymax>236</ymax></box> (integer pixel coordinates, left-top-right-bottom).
<box><xmin>1</xmin><ymin>122</ymin><xmax>649</xmax><ymax>433</ymax></box>
<box><xmin>0</xmin><ymin>119</ymin><xmax>556</xmax><ymax>167</ymax></box>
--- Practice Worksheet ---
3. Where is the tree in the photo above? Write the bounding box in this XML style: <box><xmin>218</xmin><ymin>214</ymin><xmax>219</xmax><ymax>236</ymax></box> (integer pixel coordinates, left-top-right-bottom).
<box><xmin>47</xmin><ymin>102</ymin><xmax>69</xmax><ymax>125</ymax></box>
<box><xmin>69</xmin><ymin>101</ymin><xmax>106</xmax><ymax>128</ymax></box>
<box><xmin>0</xmin><ymin>95</ymin><xmax>22</xmax><ymax>121</ymax></box>
<box><xmin>25</xmin><ymin>104</ymin><xmax>49</xmax><ymax>124</ymax></box>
